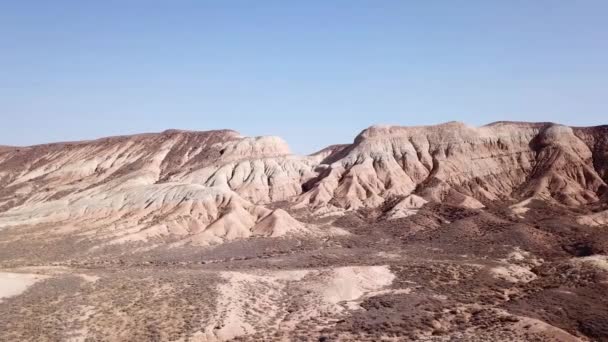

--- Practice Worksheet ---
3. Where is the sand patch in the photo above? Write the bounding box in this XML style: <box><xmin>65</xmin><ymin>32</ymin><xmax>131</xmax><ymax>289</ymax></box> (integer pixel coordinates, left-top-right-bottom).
<box><xmin>512</xmin><ymin>315</ymin><xmax>583</xmax><ymax>342</ymax></box>
<box><xmin>321</xmin><ymin>266</ymin><xmax>395</xmax><ymax>304</ymax></box>
<box><xmin>197</xmin><ymin>266</ymin><xmax>396</xmax><ymax>341</ymax></box>
<box><xmin>0</xmin><ymin>272</ymin><xmax>48</xmax><ymax>301</ymax></box>
<box><xmin>200</xmin><ymin>269</ymin><xmax>310</xmax><ymax>341</ymax></box>
<box><xmin>571</xmin><ymin>255</ymin><xmax>608</xmax><ymax>272</ymax></box>
<box><xmin>490</xmin><ymin>264</ymin><xmax>537</xmax><ymax>283</ymax></box>
<box><xmin>386</xmin><ymin>195</ymin><xmax>428</xmax><ymax>219</ymax></box>
<box><xmin>577</xmin><ymin>210</ymin><xmax>608</xmax><ymax>227</ymax></box>
<box><xmin>4</xmin><ymin>266</ymin><xmax>100</xmax><ymax>283</ymax></box>
<box><xmin>510</xmin><ymin>198</ymin><xmax>535</xmax><ymax>217</ymax></box>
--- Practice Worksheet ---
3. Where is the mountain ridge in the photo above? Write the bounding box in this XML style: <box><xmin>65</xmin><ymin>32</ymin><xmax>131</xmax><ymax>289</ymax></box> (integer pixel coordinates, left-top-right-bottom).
<box><xmin>0</xmin><ymin>120</ymin><xmax>606</xmax><ymax>247</ymax></box>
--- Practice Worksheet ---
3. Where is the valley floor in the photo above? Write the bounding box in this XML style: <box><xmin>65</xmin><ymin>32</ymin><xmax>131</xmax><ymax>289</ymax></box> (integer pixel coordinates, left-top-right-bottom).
<box><xmin>1</xmin><ymin>201</ymin><xmax>607</xmax><ymax>341</ymax></box>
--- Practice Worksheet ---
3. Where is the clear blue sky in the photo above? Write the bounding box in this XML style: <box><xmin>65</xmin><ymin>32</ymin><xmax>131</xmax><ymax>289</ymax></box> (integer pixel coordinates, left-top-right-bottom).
<box><xmin>1</xmin><ymin>1</ymin><xmax>607</xmax><ymax>154</ymax></box>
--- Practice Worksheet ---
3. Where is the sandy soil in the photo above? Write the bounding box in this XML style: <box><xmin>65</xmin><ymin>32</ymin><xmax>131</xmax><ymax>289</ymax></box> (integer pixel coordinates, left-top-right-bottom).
<box><xmin>1</xmin><ymin>199</ymin><xmax>607</xmax><ymax>341</ymax></box>
<box><xmin>0</xmin><ymin>272</ymin><xmax>47</xmax><ymax>301</ymax></box>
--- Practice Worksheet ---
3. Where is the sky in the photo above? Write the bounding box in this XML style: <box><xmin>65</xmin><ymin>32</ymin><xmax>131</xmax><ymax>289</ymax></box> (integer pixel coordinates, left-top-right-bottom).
<box><xmin>1</xmin><ymin>1</ymin><xmax>607</xmax><ymax>154</ymax></box>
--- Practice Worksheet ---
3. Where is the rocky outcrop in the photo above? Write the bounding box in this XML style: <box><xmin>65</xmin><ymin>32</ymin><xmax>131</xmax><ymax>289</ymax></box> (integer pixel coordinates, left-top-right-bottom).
<box><xmin>577</xmin><ymin>210</ymin><xmax>608</xmax><ymax>227</ymax></box>
<box><xmin>574</xmin><ymin>125</ymin><xmax>608</xmax><ymax>184</ymax></box>
<box><xmin>298</xmin><ymin>121</ymin><xmax>607</xmax><ymax>210</ymax></box>
<box><xmin>385</xmin><ymin>195</ymin><xmax>428</xmax><ymax>219</ymax></box>
<box><xmin>297</xmin><ymin>122</ymin><xmax>536</xmax><ymax>209</ymax></box>
<box><xmin>0</xmin><ymin>130</ymin><xmax>316</xmax><ymax>246</ymax></box>
<box><xmin>0</xmin><ymin>130</ymin><xmax>318</xmax><ymax>210</ymax></box>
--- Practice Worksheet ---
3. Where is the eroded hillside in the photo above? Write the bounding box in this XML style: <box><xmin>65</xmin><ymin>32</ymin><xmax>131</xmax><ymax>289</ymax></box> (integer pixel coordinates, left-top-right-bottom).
<box><xmin>1</xmin><ymin>121</ymin><xmax>607</xmax><ymax>341</ymax></box>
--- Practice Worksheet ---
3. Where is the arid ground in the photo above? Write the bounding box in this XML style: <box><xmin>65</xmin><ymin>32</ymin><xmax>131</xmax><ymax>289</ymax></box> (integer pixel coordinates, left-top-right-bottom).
<box><xmin>1</xmin><ymin>122</ymin><xmax>607</xmax><ymax>341</ymax></box>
